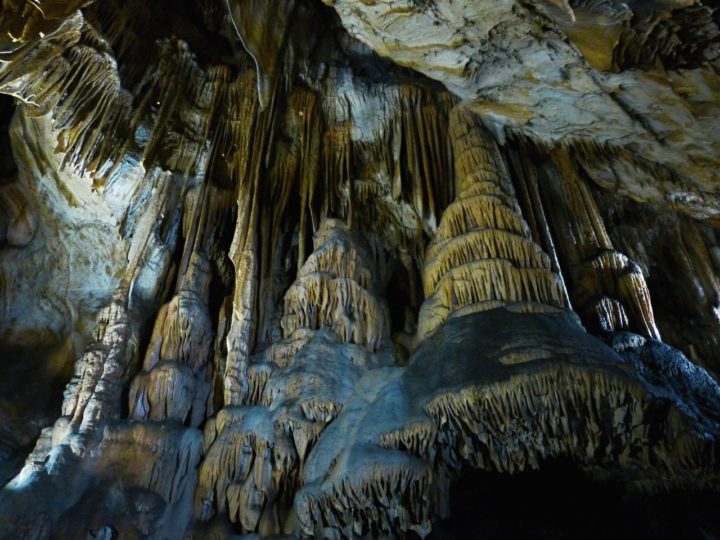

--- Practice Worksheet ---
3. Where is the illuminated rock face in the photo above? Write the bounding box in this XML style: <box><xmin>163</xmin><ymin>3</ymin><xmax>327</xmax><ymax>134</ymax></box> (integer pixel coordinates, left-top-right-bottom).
<box><xmin>418</xmin><ymin>106</ymin><xmax>569</xmax><ymax>340</ymax></box>
<box><xmin>0</xmin><ymin>0</ymin><xmax>719</xmax><ymax>538</ymax></box>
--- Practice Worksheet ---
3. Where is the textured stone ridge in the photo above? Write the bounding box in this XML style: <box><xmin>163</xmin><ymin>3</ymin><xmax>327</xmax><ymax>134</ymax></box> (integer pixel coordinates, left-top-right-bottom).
<box><xmin>297</xmin><ymin>307</ymin><xmax>720</xmax><ymax>537</ymax></box>
<box><xmin>0</xmin><ymin>0</ymin><xmax>719</xmax><ymax>538</ymax></box>
<box><xmin>193</xmin><ymin>218</ymin><xmax>392</xmax><ymax>536</ymax></box>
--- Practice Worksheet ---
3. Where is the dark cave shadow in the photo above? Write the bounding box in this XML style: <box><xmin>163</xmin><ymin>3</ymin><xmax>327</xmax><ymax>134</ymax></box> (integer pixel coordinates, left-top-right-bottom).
<box><xmin>0</xmin><ymin>94</ymin><xmax>16</xmax><ymax>180</ymax></box>
<box><xmin>424</xmin><ymin>460</ymin><xmax>720</xmax><ymax>540</ymax></box>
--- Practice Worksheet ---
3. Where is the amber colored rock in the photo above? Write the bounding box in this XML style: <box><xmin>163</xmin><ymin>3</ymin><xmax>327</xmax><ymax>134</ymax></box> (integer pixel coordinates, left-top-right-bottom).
<box><xmin>418</xmin><ymin>106</ymin><xmax>568</xmax><ymax>339</ymax></box>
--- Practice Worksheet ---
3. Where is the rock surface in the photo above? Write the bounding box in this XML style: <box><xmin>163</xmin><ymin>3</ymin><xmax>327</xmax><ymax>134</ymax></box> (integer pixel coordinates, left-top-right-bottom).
<box><xmin>0</xmin><ymin>0</ymin><xmax>718</xmax><ymax>538</ymax></box>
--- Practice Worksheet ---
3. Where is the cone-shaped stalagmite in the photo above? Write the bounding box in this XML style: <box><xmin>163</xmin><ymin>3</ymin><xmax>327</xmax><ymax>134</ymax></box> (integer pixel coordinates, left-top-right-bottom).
<box><xmin>419</xmin><ymin>106</ymin><xmax>568</xmax><ymax>339</ymax></box>
<box><xmin>294</xmin><ymin>108</ymin><xmax>720</xmax><ymax>539</ymax></box>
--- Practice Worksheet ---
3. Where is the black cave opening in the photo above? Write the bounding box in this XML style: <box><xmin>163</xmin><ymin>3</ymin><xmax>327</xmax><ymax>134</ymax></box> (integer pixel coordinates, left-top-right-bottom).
<box><xmin>426</xmin><ymin>460</ymin><xmax>720</xmax><ymax>540</ymax></box>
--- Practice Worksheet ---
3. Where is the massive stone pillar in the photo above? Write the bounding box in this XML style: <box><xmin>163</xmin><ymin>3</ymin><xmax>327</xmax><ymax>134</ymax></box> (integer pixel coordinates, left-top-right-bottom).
<box><xmin>419</xmin><ymin>106</ymin><xmax>568</xmax><ymax>339</ymax></box>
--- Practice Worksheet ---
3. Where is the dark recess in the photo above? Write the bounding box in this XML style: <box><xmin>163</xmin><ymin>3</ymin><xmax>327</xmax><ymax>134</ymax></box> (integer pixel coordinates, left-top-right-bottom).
<box><xmin>427</xmin><ymin>461</ymin><xmax>720</xmax><ymax>540</ymax></box>
<box><xmin>0</xmin><ymin>95</ymin><xmax>16</xmax><ymax>180</ymax></box>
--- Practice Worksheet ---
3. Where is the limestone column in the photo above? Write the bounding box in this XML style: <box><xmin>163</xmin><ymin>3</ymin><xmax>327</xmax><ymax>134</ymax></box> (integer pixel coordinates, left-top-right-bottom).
<box><xmin>418</xmin><ymin>106</ymin><xmax>568</xmax><ymax>340</ymax></box>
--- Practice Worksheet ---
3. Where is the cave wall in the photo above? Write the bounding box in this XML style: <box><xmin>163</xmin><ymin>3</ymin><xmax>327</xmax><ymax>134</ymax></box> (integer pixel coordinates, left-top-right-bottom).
<box><xmin>0</xmin><ymin>0</ymin><xmax>719</xmax><ymax>538</ymax></box>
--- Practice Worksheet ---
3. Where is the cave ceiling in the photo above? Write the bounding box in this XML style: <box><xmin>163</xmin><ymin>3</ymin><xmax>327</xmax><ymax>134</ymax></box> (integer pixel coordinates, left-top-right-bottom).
<box><xmin>0</xmin><ymin>0</ymin><xmax>719</xmax><ymax>538</ymax></box>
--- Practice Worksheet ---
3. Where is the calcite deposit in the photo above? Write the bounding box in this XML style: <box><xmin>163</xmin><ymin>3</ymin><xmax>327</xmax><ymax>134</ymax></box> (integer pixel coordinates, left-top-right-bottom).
<box><xmin>0</xmin><ymin>0</ymin><xmax>719</xmax><ymax>538</ymax></box>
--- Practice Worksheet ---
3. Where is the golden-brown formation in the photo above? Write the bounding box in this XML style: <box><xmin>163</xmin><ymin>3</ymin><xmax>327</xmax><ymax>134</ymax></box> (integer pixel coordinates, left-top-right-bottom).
<box><xmin>281</xmin><ymin>219</ymin><xmax>389</xmax><ymax>351</ymax></box>
<box><xmin>520</xmin><ymin>149</ymin><xmax>661</xmax><ymax>340</ymax></box>
<box><xmin>418</xmin><ymin>107</ymin><xmax>568</xmax><ymax>338</ymax></box>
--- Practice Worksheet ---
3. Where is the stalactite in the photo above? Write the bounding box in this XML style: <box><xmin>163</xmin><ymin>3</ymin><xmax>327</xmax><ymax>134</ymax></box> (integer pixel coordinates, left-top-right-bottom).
<box><xmin>223</xmin><ymin>71</ymin><xmax>270</xmax><ymax>407</ymax></box>
<box><xmin>589</xmin><ymin>188</ymin><xmax>720</xmax><ymax>376</ymax></box>
<box><xmin>296</xmin><ymin>90</ymin><xmax>322</xmax><ymax>270</ymax></box>
<box><xmin>1</xmin><ymin>7</ymin><xmax>257</xmax><ymax>183</ymax></box>
<box><xmin>506</xmin><ymin>142</ymin><xmax>572</xmax><ymax>307</ymax></box>
<box><xmin>257</xmin><ymin>89</ymin><xmax>320</xmax><ymax>347</ymax></box>
<box><xmin>320</xmin><ymin>122</ymin><xmax>353</xmax><ymax>224</ymax></box>
<box><xmin>1</xmin><ymin>2</ymin><xmax>719</xmax><ymax>538</ymax></box>
<box><xmin>0</xmin><ymin>10</ymin><xmax>131</xmax><ymax>177</ymax></box>
<box><xmin>297</xmin><ymin>307</ymin><xmax>720</xmax><ymax>539</ymax></box>
<box><xmin>539</xmin><ymin>148</ymin><xmax>662</xmax><ymax>339</ymax></box>
<box><xmin>226</xmin><ymin>0</ymin><xmax>298</xmax><ymax>109</ymax></box>
<box><xmin>195</xmin><ymin>406</ymin><xmax>299</xmax><ymax>531</ymax></box>
<box><xmin>87</xmin><ymin>0</ymin><xmax>161</xmax><ymax>88</ymax></box>
<box><xmin>296</xmin><ymin>457</ymin><xmax>437</xmax><ymax>538</ymax></box>
<box><xmin>395</xmin><ymin>86</ymin><xmax>456</xmax><ymax>236</ymax></box>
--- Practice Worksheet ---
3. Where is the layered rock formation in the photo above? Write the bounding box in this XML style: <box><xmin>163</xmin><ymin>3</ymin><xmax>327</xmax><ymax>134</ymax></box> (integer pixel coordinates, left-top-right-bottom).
<box><xmin>0</xmin><ymin>0</ymin><xmax>719</xmax><ymax>538</ymax></box>
<box><xmin>418</xmin><ymin>107</ymin><xmax>569</xmax><ymax>339</ymax></box>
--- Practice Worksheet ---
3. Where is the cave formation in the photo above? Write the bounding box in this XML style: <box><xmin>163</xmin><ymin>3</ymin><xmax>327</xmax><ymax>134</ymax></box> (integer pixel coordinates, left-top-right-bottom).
<box><xmin>1</xmin><ymin>0</ymin><xmax>720</xmax><ymax>538</ymax></box>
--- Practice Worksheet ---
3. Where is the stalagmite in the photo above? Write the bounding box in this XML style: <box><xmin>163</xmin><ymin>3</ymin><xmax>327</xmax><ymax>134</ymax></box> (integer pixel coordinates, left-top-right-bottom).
<box><xmin>293</xmin><ymin>106</ymin><xmax>720</xmax><ymax>540</ymax></box>
<box><xmin>297</xmin><ymin>299</ymin><xmax>720</xmax><ymax>538</ymax></box>
<box><xmin>589</xmin><ymin>188</ymin><xmax>720</xmax><ymax>377</ymax></box>
<box><xmin>281</xmin><ymin>219</ymin><xmax>390</xmax><ymax>351</ymax></box>
<box><xmin>418</xmin><ymin>106</ymin><xmax>567</xmax><ymax>339</ymax></box>
<box><xmin>129</xmin><ymin>252</ymin><xmax>214</xmax><ymax>426</ymax></box>
<box><xmin>60</xmin><ymin>287</ymin><xmax>135</xmax><ymax>436</ymax></box>
<box><xmin>197</xmin><ymin>218</ymin><xmax>391</xmax><ymax>535</ymax></box>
